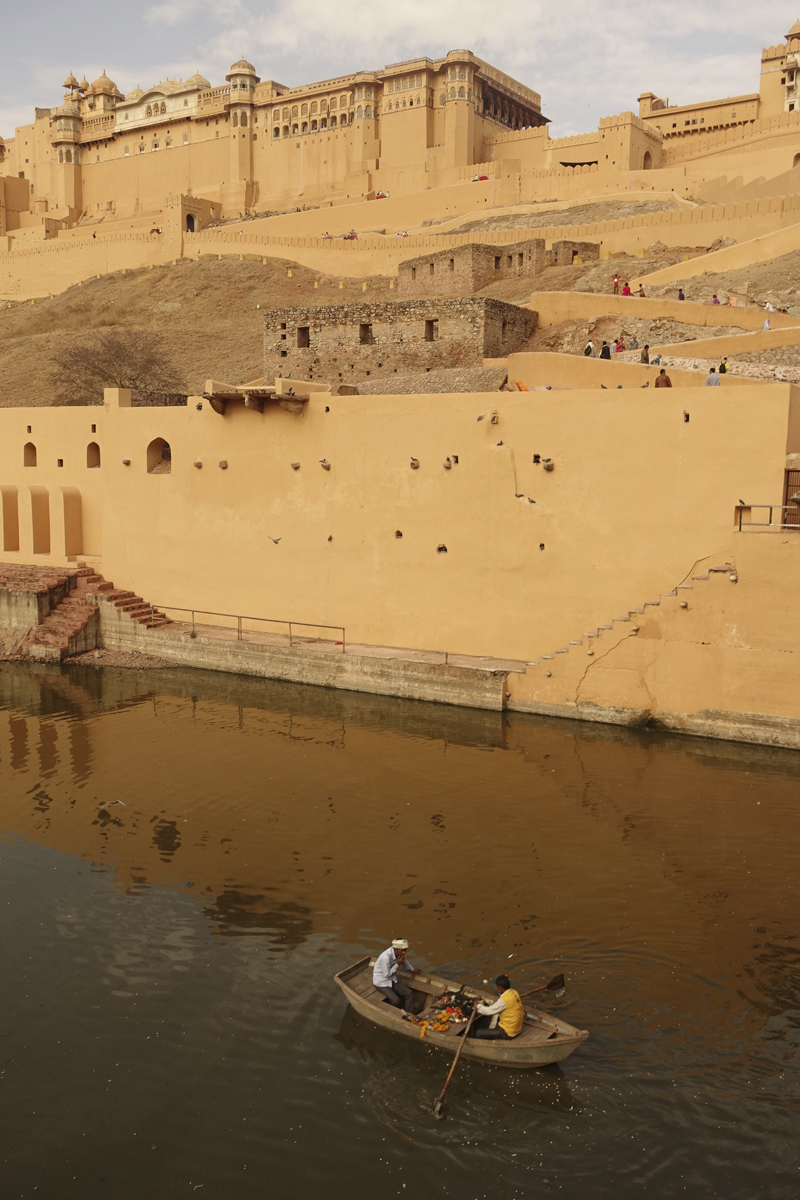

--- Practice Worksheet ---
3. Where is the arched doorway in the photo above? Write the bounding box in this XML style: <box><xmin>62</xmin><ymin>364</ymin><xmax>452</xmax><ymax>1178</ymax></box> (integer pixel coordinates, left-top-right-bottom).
<box><xmin>643</xmin><ymin>150</ymin><xmax>653</xmax><ymax>170</ymax></box>
<box><xmin>186</xmin><ymin>213</ymin><xmax>196</xmax><ymax>232</ymax></box>
<box><xmin>793</xmin><ymin>152</ymin><xmax>800</xmax><ymax>169</ymax></box>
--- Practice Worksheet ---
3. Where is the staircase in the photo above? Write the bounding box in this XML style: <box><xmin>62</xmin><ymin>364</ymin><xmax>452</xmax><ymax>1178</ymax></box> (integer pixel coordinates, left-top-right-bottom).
<box><xmin>528</xmin><ymin>563</ymin><xmax>736</xmax><ymax>670</ymax></box>
<box><xmin>22</xmin><ymin>567</ymin><xmax>172</xmax><ymax>662</ymax></box>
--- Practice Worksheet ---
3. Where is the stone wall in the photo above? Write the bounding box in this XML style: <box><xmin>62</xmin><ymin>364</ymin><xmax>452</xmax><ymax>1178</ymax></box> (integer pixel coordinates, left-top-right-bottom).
<box><xmin>550</xmin><ymin>239</ymin><xmax>601</xmax><ymax>266</ymax></box>
<box><xmin>397</xmin><ymin>239</ymin><xmax>546</xmax><ymax>297</ymax></box>
<box><xmin>264</xmin><ymin>298</ymin><xmax>537</xmax><ymax>385</ymax></box>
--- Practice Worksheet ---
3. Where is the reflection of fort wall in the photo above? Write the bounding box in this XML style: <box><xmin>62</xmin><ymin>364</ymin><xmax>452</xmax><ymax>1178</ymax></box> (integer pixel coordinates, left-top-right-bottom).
<box><xmin>1</xmin><ymin>666</ymin><xmax>797</xmax><ymax>1018</ymax></box>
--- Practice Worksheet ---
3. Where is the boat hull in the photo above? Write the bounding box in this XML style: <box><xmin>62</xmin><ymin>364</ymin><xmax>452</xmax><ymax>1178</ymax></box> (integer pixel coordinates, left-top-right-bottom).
<box><xmin>334</xmin><ymin>958</ymin><xmax>588</xmax><ymax>1069</ymax></box>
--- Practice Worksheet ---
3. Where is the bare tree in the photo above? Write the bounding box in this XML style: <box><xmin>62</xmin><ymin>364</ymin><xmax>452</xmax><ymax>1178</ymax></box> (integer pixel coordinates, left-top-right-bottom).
<box><xmin>52</xmin><ymin>327</ymin><xmax>185</xmax><ymax>404</ymax></box>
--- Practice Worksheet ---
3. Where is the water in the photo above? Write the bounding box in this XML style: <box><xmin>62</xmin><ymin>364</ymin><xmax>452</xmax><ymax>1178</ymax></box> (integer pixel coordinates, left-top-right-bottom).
<box><xmin>1</xmin><ymin>661</ymin><xmax>798</xmax><ymax>1199</ymax></box>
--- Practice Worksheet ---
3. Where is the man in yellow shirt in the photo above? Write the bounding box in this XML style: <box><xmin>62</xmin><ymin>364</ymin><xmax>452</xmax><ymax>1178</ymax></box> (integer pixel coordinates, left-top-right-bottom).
<box><xmin>468</xmin><ymin>974</ymin><xmax>524</xmax><ymax>1040</ymax></box>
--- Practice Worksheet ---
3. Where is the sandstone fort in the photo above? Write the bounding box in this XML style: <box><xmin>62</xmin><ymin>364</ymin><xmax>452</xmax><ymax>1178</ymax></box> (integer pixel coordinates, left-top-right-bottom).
<box><xmin>2</xmin><ymin>24</ymin><xmax>800</xmax><ymax>750</ymax></box>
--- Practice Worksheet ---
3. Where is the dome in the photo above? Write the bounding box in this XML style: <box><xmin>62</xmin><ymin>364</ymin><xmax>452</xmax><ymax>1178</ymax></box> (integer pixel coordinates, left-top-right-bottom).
<box><xmin>185</xmin><ymin>70</ymin><xmax>211</xmax><ymax>88</ymax></box>
<box><xmin>79</xmin><ymin>77</ymin><xmax>90</xmax><ymax>90</ymax></box>
<box><xmin>91</xmin><ymin>71</ymin><xmax>120</xmax><ymax>95</ymax></box>
<box><xmin>63</xmin><ymin>72</ymin><xmax>79</xmax><ymax>89</ymax></box>
<box><xmin>226</xmin><ymin>57</ymin><xmax>260</xmax><ymax>83</ymax></box>
<box><xmin>788</xmin><ymin>19</ymin><xmax>800</xmax><ymax>37</ymax></box>
<box><xmin>124</xmin><ymin>85</ymin><xmax>144</xmax><ymax>101</ymax></box>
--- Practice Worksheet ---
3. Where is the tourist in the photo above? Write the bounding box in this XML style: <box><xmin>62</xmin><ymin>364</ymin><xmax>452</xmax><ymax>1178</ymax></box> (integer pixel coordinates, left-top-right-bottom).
<box><xmin>612</xmin><ymin>273</ymin><xmax>620</xmax><ymax>295</ymax></box>
<box><xmin>621</xmin><ymin>282</ymin><xmax>632</xmax><ymax>296</ymax></box>
<box><xmin>640</xmin><ymin>344</ymin><xmax>650</xmax><ymax>364</ymax></box>
<box><xmin>637</xmin><ymin>285</ymin><xmax>646</xmax><ymax>297</ymax></box>
<box><xmin>468</xmin><ymin>975</ymin><xmax>524</xmax><ymax>1041</ymax></box>
<box><xmin>373</xmin><ymin>939</ymin><xmax>421</xmax><ymax>1012</ymax></box>
<box><xmin>762</xmin><ymin>317</ymin><xmax>771</xmax><ymax>331</ymax></box>
<box><xmin>599</xmin><ymin>341</ymin><xmax>611</xmax><ymax>359</ymax></box>
<box><xmin>719</xmin><ymin>357</ymin><xmax>728</xmax><ymax>374</ymax></box>
<box><xmin>654</xmin><ymin>368</ymin><xmax>672</xmax><ymax>387</ymax></box>
<box><xmin>764</xmin><ymin>301</ymin><xmax>775</xmax><ymax>312</ymax></box>
<box><xmin>712</xmin><ymin>294</ymin><xmax>721</xmax><ymax>305</ymax></box>
<box><xmin>630</xmin><ymin>335</ymin><xmax>639</xmax><ymax>350</ymax></box>
<box><xmin>706</xmin><ymin>366</ymin><xmax>721</xmax><ymax>386</ymax></box>
<box><xmin>584</xmin><ymin>339</ymin><xmax>596</xmax><ymax>357</ymax></box>
<box><xmin>678</xmin><ymin>288</ymin><xmax>686</xmax><ymax>301</ymax></box>
<box><xmin>730</xmin><ymin>296</ymin><xmax>739</xmax><ymax>307</ymax></box>
<box><xmin>615</xmin><ymin>337</ymin><xmax>626</xmax><ymax>353</ymax></box>
<box><xmin>650</xmin><ymin>353</ymin><xmax>661</xmax><ymax>365</ymax></box>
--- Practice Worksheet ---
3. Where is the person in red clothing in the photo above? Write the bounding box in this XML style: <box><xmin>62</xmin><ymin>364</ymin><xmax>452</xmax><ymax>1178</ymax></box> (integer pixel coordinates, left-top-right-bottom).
<box><xmin>621</xmin><ymin>282</ymin><xmax>632</xmax><ymax>296</ymax></box>
<box><xmin>612</xmin><ymin>273</ymin><xmax>620</xmax><ymax>294</ymax></box>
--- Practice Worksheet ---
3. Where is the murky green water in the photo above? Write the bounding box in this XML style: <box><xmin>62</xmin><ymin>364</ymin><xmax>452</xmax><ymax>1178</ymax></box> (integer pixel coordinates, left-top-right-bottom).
<box><xmin>1</xmin><ymin>662</ymin><xmax>798</xmax><ymax>1199</ymax></box>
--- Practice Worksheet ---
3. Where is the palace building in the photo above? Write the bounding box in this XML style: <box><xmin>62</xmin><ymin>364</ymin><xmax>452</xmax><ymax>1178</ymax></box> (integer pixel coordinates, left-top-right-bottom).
<box><xmin>0</xmin><ymin>51</ymin><xmax>546</xmax><ymax>226</ymax></box>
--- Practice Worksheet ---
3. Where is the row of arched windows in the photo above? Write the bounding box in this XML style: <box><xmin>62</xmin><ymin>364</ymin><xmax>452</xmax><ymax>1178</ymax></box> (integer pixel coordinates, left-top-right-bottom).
<box><xmin>146</xmin><ymin>102</ymin><xmax>167</xmax><ymax>116</ymax></box>
<box><xmin>273</xmin><ymin>95</ymin><xmax>351</xmax><ymax>122</ymax></box>
<box><xmin>386</xmin><ymin>96</ymin><xmax>422</xmax><ymax>111</ymax></box>
<box><xmin>275</xmin><ymin>112</ymin><xmax>351</xmax><ymax>137</ymax></box>
<box><xmin>57</xmin><ymin>148</ymin><xmax>79</xmax><ymax>164</ymax></box>
<box><xmin>231</xmin><ymin>112</ymin><xmax>249</xmax><ymax>127</ymax></box>
<box><xmin>23</xmin><ymin>442</ymin><xmax>100</xmax><ymax>467</ymax></box>
<box><xmin>386</xmin><ymin>74</ymin><xmax>423</xmax><ymax>93</ymax></box>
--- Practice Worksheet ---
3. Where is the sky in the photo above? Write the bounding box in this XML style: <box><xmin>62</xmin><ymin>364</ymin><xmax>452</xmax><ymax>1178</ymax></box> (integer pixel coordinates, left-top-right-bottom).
<box><xmin>1</xmin><ymin>1</ymin><xmax>798</xmax><ymax>139</ymax></box>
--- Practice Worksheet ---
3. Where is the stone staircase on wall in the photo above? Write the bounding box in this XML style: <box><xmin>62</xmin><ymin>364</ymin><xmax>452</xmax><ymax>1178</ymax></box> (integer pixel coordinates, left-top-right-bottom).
<box><xmin>21</xmin><ymin>568</ymin><xmax>172</xmax><ymax>662</ymax></box>
<box><xmin>527</xmin><ymin>562</ymin><xmax>736</xmax><ymax>673</ymax></box>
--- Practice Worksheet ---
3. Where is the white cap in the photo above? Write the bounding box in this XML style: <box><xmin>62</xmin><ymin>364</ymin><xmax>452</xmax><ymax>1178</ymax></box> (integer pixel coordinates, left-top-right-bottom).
<box><xmin>392</xmin><ymin>938</ymin><xmax>409</xmax><ymax>950</ymax></box>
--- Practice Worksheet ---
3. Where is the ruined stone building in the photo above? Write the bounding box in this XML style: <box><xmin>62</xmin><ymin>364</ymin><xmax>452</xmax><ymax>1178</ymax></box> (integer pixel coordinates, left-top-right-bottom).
<box><xmin>397</xmin><ymin>239</ymin><xmax>546</xmax><ymax>296</ymax></box>
<box><xmin>264</xmin><ymin>298</ymin><xmax>537</xmax><ymax>384</ymax></box>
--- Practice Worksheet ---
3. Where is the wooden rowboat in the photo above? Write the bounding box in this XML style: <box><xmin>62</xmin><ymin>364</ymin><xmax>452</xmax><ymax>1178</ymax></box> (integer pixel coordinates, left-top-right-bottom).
<box><xmin>335</xmin><ymin>957</ymin><xmax>589</xmax><ymax>1069</ymax></box>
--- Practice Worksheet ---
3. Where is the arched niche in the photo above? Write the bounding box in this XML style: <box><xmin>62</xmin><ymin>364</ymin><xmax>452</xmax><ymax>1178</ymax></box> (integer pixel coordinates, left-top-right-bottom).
<box><xmin>643</xmin><ymin>150</ymin><xmax>653</xmax><ymax>170</ymax></box>
<box><xmin>186</xmin><ymin>213</ymin><xmax>196</xmax><ymax>232</ymax></box>
<box><xmin>23</xmin><ymin>442</ymin><xmax>37</xmax><ymax>467</ymax></box>
<box><xmin>86</xmin><ymin>441</ymin><xmax>101</xmax><ymax>468</ymax></box>
<box><xmin>147</xmin><ymin>438</ymin><xmax>171</xmax><ymax>474</ymax></box>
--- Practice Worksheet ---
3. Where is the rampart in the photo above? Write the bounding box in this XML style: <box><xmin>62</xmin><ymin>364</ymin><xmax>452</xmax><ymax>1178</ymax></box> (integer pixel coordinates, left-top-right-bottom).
<box><xmin>264</xmin><ymin>298</ymin><xmax>536</xmax><ymax>384</ymax></box>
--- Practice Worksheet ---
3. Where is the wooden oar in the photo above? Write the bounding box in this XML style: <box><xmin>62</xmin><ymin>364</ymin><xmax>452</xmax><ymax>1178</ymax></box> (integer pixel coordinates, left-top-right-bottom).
<box><xmin>433</xmin><ymin>1007</ymin><xmax>477</xmax><ymax>1118</ymax></box>
<box><xmin>519</xmin><ymin>973</ymin><xmax>565</xmax><ymax>999</ymax></box>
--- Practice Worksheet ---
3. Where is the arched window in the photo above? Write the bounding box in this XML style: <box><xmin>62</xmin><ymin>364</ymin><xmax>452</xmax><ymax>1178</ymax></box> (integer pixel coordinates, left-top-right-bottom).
<box><xmin>292</xmin><ymin>123</ymin><xmax>298</xmax><ymax>134</ymax></box>
<box><xmin>329</xmin><ymin>97</ymin><xmax>337</xmax><ymax>110</ymax></box>
<box><xmin>365</xmin><ymin>105</ymin><xmax>372</xmax><ymax>118</ymax></box>
<box><xmin>310</xmin><ymin>101</ymin><xmax>317</xmax><ymax>114</ymax></box>
<box><xmin>86</xmin><ymin>442</ymin><xmax>101</xmax><ymax>468</ymax></box>
<box><xmin>65</xmin><ymin>149</ymin><xmax>72</xmax><ymax>163</ymax></box>
<box><xmin>458</xmin><ymin>86</ymin><xmax>465</xmax><ymax>98</ymax></box>
<box><xmin>311</xmin><ymin>119</ymin><xmax>317</xmax><ymax>131</ymax></box>
<box><xmin>273</xmin><ymin>110</ymin><xmax>279</xmax><ymax>122</ymax></box>
<box><xmin>58</xmin><ymin>149</ymin><xmax>63</xmax><ymax>163</ymax></box>
<box><xmin>330</xmin><ymin>115</ymin><xmax>337</xmax><ymax>128</ymax></box>
<box><xmin>356</xmin><ymin>105</ymin><xmax>363</xmax><ymax>119</ymax></box>
<box><xmin>166</xmin><ymin>136</ymin><xmax>172</xmax><ymax>147</ymax></box>
<box><xmin>643</xmin><ymin>150</ymin><xmax>653</xmax><ymax>170</ymax></box>
<box><xmin>283</xmin><ymin>107</ymin><xmax>289</xmax><ymax>120</ymax></box>
<box><xmin>449</xmin><ymin>88</ymin><xmax>456</xmax><ymax>100</ymax></box>
<box><xmin>139</xmin><ymin>142</ymin><xmax>145</xmax><ymax>152</ymax></box>
<box><xmin>147</xmin><ymin>438</ymin><xmax>171</xmax><ymax>474</ymax></box>
<box><xmin>440</xmin><ymin>93</ymin><xmax>446</xmax><ymax>106</ymax></box>
<box><xmin>23</xmin><ymin>442</ymin><xmax>37</xmax><ymax>467</ymax></box>
<box><xmin>458</xmin><ymin>68</ymin><xmax>466</xmax><ymax>79</ymax></box>
<box><xmin>240</xmin><ymin>112</ymin><xmax>248</xmax><ymax>127</ymax></box>
<box><xmin>291</xmin><ymin>105</ymin><xmax>298</xmax><ymax>118</ymax></box>
<box><xmin>274</xmin><ymin>126</ymin><xmax>280</xmax><ymax>138</ymax></box>
<box><xmin>301</xmin><ymin>121</ymin><xmax>308</xmax><ymax>133</ymax></box>
<box><xmin>232</xmin><ymin>112</ymin><xmax>239</xmax><ymax>127</ymax></box>
<box><xmin>321</xmin><ymin>99</ymin><xmax>328</xmax><ymax>112</ymax></box>
<box><xmin>146</xmin><ymin>105</ymin><xmax>152</xmax><ymax>116</ymax></box>
<box><xmin>283</xmin><ymin>125</ymin><xmax>289</xmax><ymax>137</ymax></box>
<box><xmin>402</xmin><ymin>99</ymin><xmax>407</xmax><ymax>108</ymax></box>
<box><xmin>186</xmin><ymin>213</ymin><xmax>196</xmax><ymax>232</ymax></box>
<box><xmin>301</xmin><ymin>103</ymin><xmax>308</xmax><ymax>116</ymax></box>
<box><xmin>340</xmin><ymin>93</ymin><xmax>348</xmax><ymax>106</ymax></box>
<box><xmin>161</xmin><ymin>102</ymin><xmax>166</xmax><ymax>114</ymax></box>
<box><xmin>320</xmin><ymin>117</ymin><xmax>327</xmax><ymax>129</ymax></box>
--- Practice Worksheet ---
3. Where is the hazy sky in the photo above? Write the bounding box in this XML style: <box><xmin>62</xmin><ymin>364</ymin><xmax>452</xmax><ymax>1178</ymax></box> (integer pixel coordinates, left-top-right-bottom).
<box><xmin>1</xmin><ymin>1</ymin><xmax>797</xmax><ymax>139</ymax></box>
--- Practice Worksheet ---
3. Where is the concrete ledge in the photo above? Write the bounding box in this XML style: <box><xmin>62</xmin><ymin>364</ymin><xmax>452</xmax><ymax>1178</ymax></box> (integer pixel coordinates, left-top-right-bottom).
<box><xmin>509</xmin><ymin>697</ymin><xmax>800</xmax><ymax>750</ymax></box>
<box><xmin>99</xmin><ymin>616</ymin><xmax>510</xmax><ymax>711</ymax></box>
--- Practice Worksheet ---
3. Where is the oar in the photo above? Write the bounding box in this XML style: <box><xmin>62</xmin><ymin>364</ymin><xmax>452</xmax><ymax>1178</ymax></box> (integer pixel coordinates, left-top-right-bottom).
<box><xmin>433</xmin><ymin>1007</ymin><xmax>477</xmax><ymax>1119</ymax></box>
<box><xmin>519</xmin><ymin>973</ymin><xmax>565</xmax><ymax>999</ymax></box>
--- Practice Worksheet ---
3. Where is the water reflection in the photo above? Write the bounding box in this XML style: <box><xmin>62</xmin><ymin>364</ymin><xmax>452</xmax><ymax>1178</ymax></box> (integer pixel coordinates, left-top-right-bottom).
<box><xmin>1</xmin><ymin>661</ymin><xmax>799</xmax><ymax>1199</ymax></box>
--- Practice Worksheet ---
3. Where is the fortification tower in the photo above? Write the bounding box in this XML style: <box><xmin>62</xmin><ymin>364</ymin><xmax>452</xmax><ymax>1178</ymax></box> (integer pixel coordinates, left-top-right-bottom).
<box><xmin>442</xmin><ymin>52</ymin><xmax>477</xmax><ymax>170</ymax></box>
<box><xmin>51</xmin><ymin>75</ymin><xmax>84</xmax><ymax>218</ymax></box>
<box><xmin>225</xmin><ymin>57</ymin><xmax>260</xmax><ymax>214</ymax></box>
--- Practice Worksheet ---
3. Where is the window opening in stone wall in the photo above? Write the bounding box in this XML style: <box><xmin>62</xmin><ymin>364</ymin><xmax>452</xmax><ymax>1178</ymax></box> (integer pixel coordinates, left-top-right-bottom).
<box><xmin>87</xmin><ymin>442</ymin><xmax>101</xmax><ymax>468</ymax></box>
<box><xmin>448</xmin><ymin>258</ymin><xmax>454</xmax><ymax>271</ymax></box>
<box><xmin>1</xmin><ymin>486</ymin><xmax>20</xmax><ymax>552</ymax></box>
<box><xmin>424</xmin><ymin>319</ymin><xmax>438</xmax><ymax>342</ymax></box>
<box><xmin>147</xmin><ymin>438</ymin><xmax>171</xmax><ymax>474</ymax></box>
<box><xmin>494</xmin><ymin>256</ymin><xmax>500</xmax><ymax>269</ymax></box>
<box><xmin>518</xmin><ymin>253</ymin><xmax>523</xmax><ymax>266</ymax></box>
<box><xmin>429</xmin><ymin>262</ymin><xmax>434</xmax><ymax>276</ymax></box>
<box><xmin>297</xmin><ymin>326</ymin><xmax>310</xmax><ymax>348</ymax></box>
<box><xmin>502</xmin><ymin>319</ymin><xmax>508</xmax><ymax>338</ymax></box>
<box><xmin>23</xmin><ymin>442</ymin><xmax>37</xmax><ymax>467</ymax></box>
<box><xmin>359</xmin><ymin>323</ymin><xmax>373</xmax><ymax>344</ymax></box>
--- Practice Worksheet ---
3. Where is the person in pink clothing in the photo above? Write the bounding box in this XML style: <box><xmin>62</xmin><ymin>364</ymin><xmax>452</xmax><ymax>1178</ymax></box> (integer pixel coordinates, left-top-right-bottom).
<box><xmin>621</xmin><ymin>282</ymin><xmax>632</xmax><ymax>296</ymax></box>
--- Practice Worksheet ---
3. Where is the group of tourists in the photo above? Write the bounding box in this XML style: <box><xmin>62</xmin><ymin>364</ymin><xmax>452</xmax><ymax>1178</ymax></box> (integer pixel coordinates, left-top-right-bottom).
<box><xmin>612</xmin><ymin>275</ymin><xmax>646</xmax><ymax>297</ymax></box>
<box><xmin>372</xmin><ymin>939</ymin><xmax>524</xmax><ymax>1040</ymax></box>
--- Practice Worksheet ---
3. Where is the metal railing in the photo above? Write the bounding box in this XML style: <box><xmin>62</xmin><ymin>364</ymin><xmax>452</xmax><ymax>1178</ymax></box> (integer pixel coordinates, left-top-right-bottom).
<box><xmin>737</xmin><ymin>503</ymin><xmax>800</xmax><ymax>531</ymax></box>
<box><xmin>149</xmin><ymin>605</ymin><xmax>345</xmax><ymax>651</ymax></box>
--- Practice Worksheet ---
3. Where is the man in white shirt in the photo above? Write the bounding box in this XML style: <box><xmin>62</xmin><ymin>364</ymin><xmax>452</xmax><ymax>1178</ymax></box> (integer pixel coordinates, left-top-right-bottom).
<box><xmin>705</xmin><ymin>367</ymin><xmax>721</xmax><ymax>387</ymax></box>
<box><xmin>372</xmin><ymin>938</ymin><xmax>422</xmax><ymax>1012</ymax></box>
